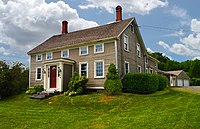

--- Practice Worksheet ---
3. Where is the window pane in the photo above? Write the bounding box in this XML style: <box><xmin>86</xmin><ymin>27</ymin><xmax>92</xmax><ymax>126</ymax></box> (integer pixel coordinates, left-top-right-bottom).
<box><xmin>62</xmin><ymin>50</ymin><xmax>68</xmax><ymax>57</ymax></box>
<box><xmin>95</xmin><ymin>44</ymin><xmax>102</xmax><ymax>52</ymax></box>
<box><xmin>37</xmin><ymin>68</ymin><xmax>41</xmax><ymax>79</ymax></box>
<box><xmin>81</xmin><ymin>47</ymin><xmax>87</xmax><ymax>55</ymax></box>
<box><xmin>80</xmin><ymin>63</ymin><xmax>87</xmax><ymax>77</ymax></box>
<box><xmin>124</xmin><ymin>36</ymin><xmax>128</xmax><ymax>50</ymax></box>
<box><xmin>125</xmin><ymin>63</ymin><xmax>129</xmax><ymax>74</ymax></box>
<box><xmin>47</xmin><ymin>53</ymin><xmax>52</xmax><ymax>59</ymax></box>
<box><xmin>37</xmin><ymin>54</ymin><xmax>42</xmax><ymax>61</ymax></box>
<box><xmin>96</xmin><ymin>62</ymin><xmax>103</xmax><ymax>76</ymax></box>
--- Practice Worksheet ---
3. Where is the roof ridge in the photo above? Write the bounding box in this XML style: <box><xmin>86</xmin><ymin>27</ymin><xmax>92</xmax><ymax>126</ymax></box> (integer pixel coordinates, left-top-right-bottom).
<box><xmin>53</xmin><ymin>17</ymin><xmax>134</xmax><ymax>37</ymax></box>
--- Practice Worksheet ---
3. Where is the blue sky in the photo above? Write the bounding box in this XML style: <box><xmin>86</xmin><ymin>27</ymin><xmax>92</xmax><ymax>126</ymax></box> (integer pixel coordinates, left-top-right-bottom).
<box><xmin>0</xmin><ymin>0</ymin><xmax>200</xmax><ymax>66</ymax></box>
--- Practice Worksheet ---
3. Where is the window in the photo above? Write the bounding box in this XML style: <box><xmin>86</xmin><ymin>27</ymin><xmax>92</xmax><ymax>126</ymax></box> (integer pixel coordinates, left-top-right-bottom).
<box><xmin>94</xmin><ymin>60</ymin><xmax>104</xmax><ymax>78</ymax></box>
<box><xmin>124</xmin><ymin>35</ymin><xmax>129</xmax><ymax>51</ymax></box>
<box><xmin>145</xmin><ymin>56</ymin><xmax>148</xmax><ymax>64</ymax></box>
<box><xmin>36</xmin><ymin>67</ymin><xmax>42</xmax><ymax>80</ymax></box>
<box><xmin>61</xmin><ymin>50</ymin><xmax>69</xmax><ymax>58</ymax></box>
<box><xmin>130</xmin><ymin>25</ymin><xmax>134</xmax><ymax>33</ymax></box>
<box><xmin>125</xmin><ymin>61</ymin><xmax>130</xmax><ymax>74</ymax></box>
<box><xmin>46</xmin><ymin>52</ymin><xmax>53</xmax><ymax>60</ymax></box>
<box><xmin>146</xmin><ymin>68</ymin><xmax>148</xmax><ymax>73</ymax></box>
<box><xmin>137</xmin><ymin>43</ymin><xmax>141</xmax><ymax>57</ymax></box>
<box><xmin>149</xmin><ymin>69</ymin><xmax>153</xmax><ymax>74</ymax></box>
<box><xmin>138</xmin><ymin>65</ymin><xmax>141</xmax><ymax>73</ymax></box>
<box><xmin>94</xmin><ymin>44</ymin><xmax>104</xmax><ymax>53</ymax></box>
<box><xmin>79</xmin><ymin>62</ymin><xmax>88</xmax><ymax>77</ymax></box>
<box><xmin>36</xmin><ymin>54</ymin><xmax>42</xmax><ymax>62</ymax></box>
<box><xmin>155</xmin><ymin>63</ymin><xmax>158</xmax><ymax>68</ymax></box>
<box><xmin>79</xmin><ymin>46</ymin><xmax>88</xmax><ymax>55</ymax></box>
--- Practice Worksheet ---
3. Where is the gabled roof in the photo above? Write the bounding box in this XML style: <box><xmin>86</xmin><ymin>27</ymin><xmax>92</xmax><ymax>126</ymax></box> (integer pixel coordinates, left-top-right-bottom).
<box><xmin>148</xmin><ymin>55</ymin><xmax>159</xmax><ymax>63</ymax></box>
<box><xmin>165</xmin><ymin>70</ymin><xmax>190</xmax><ymax>79</ymax></box>
<box><xmin>28</xmin><ymin>18</ymin><xmax>134</xmax><ymax>54</ymax></box>
<box><xmin>165</xmin><ymin>70</ymin><xmax>183</xmax><ymax>76</ymax></box>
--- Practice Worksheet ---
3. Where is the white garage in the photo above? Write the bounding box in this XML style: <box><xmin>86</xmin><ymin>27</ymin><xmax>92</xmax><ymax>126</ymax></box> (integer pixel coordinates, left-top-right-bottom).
<box><xmin>165</xmin><ymin>70</ymin><xmax>190</xmax><ymax>87</ymax></box>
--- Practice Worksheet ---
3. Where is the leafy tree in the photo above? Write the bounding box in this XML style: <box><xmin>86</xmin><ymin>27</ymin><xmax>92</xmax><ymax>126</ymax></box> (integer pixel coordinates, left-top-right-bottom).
<box><xmin>0</xmin><ymin>61</ymin><xmax>28</xmax><ymax>99</ymax></box>
<box><xmin>104</xmin><ymin>64</ymin><xmax>122</xmax><ymax>95</ymax></box>
<box><xmin>190</xmin><ymin>59</ymin><xmax>200</xmax><ymax>78</ymax></box>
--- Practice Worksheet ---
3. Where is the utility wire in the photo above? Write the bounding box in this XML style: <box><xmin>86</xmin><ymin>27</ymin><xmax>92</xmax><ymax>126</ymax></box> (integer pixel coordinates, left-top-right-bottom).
<box><xmin>138</xmin><ymin>24</ymin><xmax>200</xmax><ymax>33</ymax></box>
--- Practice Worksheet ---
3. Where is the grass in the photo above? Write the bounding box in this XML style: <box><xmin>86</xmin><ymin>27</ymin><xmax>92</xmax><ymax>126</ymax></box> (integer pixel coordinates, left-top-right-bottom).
<box><xmin>0</xmin><ymin>89</ymin><xmax>200</xmax><ymax>129</ymax></box>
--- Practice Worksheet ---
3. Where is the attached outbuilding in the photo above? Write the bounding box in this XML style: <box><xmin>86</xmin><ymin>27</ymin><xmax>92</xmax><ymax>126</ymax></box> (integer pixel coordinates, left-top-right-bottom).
<box><xmin>165</xmin><ymin>70</ymin><xmax>190</xmax><ymax>87</ymax></box>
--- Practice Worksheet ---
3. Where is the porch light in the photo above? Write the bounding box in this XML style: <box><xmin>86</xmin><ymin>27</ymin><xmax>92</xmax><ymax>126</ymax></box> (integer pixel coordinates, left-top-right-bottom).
<box><xmin>58</xmin><ymin>67</ymin><xmax>62</xmax><ymax>77</ymax></box>
<box><xmin>43</xmin><ymin>68</ymin><xmax>46</xmax><ymax>74</ymax></box>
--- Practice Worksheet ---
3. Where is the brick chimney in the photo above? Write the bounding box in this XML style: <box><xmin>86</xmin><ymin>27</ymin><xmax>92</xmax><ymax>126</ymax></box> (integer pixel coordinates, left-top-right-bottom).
<box><xmin>116</xmin><ymin>5</ymin><xmax>122</xmax><ymax>21</ymax></box>
<box><xmin>62</xmin><ymin>21</ymin><xmax>68</xmax><ymax>34</ymax></box>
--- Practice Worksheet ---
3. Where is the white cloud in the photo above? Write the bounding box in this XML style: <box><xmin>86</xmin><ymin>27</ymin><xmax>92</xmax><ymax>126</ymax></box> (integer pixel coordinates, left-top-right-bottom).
<box><xmin>166</xmin><ymin>30</ymin><xmax>184</xmax><ymax>37</ymax></box>
<box><xmin>158</xmin><ymin>41</ymin><xmax>200</xmax><ymax>56</ymax></box>
<box><xmin>147</xmin><ymin>47</ymin><xmax>154</xmax><ymax>53</ymax></box>
<box><xmin>79</xmin><ymin>0</ymin><xmax>168</xmax><ymax>15</ymax></box>
<box><xmin>170</xmin><ymin>6</ymin><xmax>188</xmax><ymax>19</ymax></box>
<box><xmin>167</xmin><ymin>6</ymin><xmax>191</xmax><ymax>26</ymax></box>
<box><xmin>158</xmin><ymin>19</ymin><xmax>200</xmax><ymax>59</ymax></box>
<box><xmin>192</xmin><ymin>56</ymin><xmax>200</xmax><ymax>60</ymax></box>
<box><xmin>0</xmin><ymin>46</ymin><xmax>9</xmax><ymax>55</ymax></box>
<box><xmin>191</xmin><ymin>19</ymin><xmax>200</xmax><ymax>32</ymax></box>
<box><xmin>157</xmin><ymin>41</ymin><xmax>169</xmax><ymax>49</ymax></box>
<box><xmin>0</xmin><ymin>0</ymin><xmax>98</xmax><ymax>56</ymax></box>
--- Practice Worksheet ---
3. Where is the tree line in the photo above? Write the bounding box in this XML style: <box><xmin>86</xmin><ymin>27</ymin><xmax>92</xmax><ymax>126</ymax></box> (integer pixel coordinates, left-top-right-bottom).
<box><xmin>150</xmin><ymin>52</ymin><xmax>200</xmax><ymax>85</ymax></box>
<box><xmin>0</xmin><ymin>61</ymin><xmax>29</xmax><ymax>99</ymax></box>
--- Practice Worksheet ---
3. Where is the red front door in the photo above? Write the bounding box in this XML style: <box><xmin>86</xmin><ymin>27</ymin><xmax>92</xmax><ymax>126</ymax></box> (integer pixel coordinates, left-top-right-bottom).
<box><xmin>50</xmin><ymin>66</ymin><xmax>56</xmax><ymax>88</ymax></box>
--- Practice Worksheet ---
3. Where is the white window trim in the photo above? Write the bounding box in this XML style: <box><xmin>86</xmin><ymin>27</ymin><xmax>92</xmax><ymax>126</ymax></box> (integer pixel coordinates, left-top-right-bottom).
<box><xmin>35</xmin><ymin>67</ymin><xmax>42</xmax><ymax>80</ymax></box>
<box><xmin>79</xmin><ymin>46</ymin><xmax>88</xmax><ymax>56</ymax></box>
<box><xmin>36</xmin><ymin>54</ymin><xmax>42</xmax><ymax>62</ymax></box>
<box><xmin>94</xmin><ymin>43</ymin><xmax>104</xmax><ymax>54</ymax></box>
<box><xmin>124</xmin><ymin>61</ymin><xmax>130</xmax><ymax>74</ymax></box>
<box><xmin>94</xmin><ymin>60</ymin><xmax>104</xmax><ymax>78</ymax></box>
<box><xmin>138</xmin><ymin>65</ymin><xmax>141</xmax><ymax>73</ymax></box>
<box><xmin>137</xmin><ymin>43</ymin><xmax>141</xmax><ymax>57</ymax></box>
<box><xmin>79</xmin><ymin>62</ymin><xmax>88</xmax><ymax>78</ymax></box>
<box><xmin>61</xmin><ymin>49</ymin><xmax>69</xmax><ymax>58</ymax></box>
<box><xmin>146</xmin><ymin>68</ymin><xmax>148</xmax><ymax>73</ymax></box>
<box><xmin>124</xmin><ymin>34</ymin><xmax>129</xmax><ymax>51</ymax></box>
<box><xmin>46</xmin><ymin>52</ymin><xmax>53</xmax><ymax>60</ymax></box>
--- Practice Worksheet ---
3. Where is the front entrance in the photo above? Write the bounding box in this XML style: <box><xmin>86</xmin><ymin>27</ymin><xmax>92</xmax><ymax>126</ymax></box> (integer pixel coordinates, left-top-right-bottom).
<box><xmin>50</xmin><ymin>65</ymin><xmax>57</xmax><ymax>88</ymax></box>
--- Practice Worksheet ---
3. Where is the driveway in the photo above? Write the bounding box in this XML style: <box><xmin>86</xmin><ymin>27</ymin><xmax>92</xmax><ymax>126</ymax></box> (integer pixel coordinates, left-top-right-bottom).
<box><xmin>172</xmin><ymin>86</ymin><xmax>200</xmax><ymax>94</ymax></box>
<box><xmin>187</xmin><ymin>86</ymin><xmax>200</xmax><ymax>92</ymax></box>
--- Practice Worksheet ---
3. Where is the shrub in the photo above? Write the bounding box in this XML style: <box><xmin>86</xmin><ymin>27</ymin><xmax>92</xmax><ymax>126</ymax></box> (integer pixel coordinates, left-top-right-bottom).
<box><xmin>122</xmin><ymin>73</ymin><xmax>159</xmax><ymax>94</ymax></box>
<box><xmin>66</xmin><ymin>72</ymin><xmax>88</xmax><ymax>96</ymax></box>
<box><xmin>104</xmin><ymin>64</ymin><xmax>122</xmax><ymax>95</ymax></box>
<box><xmin>157</xmin><ymin>75</ymin><xmax>168</xmax><ymax>91</ymax></box>
<box><xmin>190</xmin><ymin>78</ymin><xmax>200</xmax><ymax>86</ymax></box>
<box><xmin>26</xmin><ymin>85</ymin><xmax>43</xmax><ymax>94</ymax></box>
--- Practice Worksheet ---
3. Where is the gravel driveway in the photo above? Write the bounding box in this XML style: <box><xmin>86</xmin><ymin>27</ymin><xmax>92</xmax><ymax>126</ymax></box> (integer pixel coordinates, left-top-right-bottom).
<box><xmin>187</xmin><ymin>86</ymin><xmax>200</xmax><ymax>92</ymax></box>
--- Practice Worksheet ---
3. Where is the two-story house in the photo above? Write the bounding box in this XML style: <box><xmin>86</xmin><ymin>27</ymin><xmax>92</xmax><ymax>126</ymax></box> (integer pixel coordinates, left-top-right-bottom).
<box><xmin>28</xmin><ymin>5</ymin><xmax>158</xmax><ymax>92</ymax></box>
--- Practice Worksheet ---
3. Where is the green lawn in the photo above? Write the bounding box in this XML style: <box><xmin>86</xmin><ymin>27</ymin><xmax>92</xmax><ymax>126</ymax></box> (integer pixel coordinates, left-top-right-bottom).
<box><xmin>0</xmin><ymin>89</ymin><xmax>200</xmax><ymax>129</ymax></box>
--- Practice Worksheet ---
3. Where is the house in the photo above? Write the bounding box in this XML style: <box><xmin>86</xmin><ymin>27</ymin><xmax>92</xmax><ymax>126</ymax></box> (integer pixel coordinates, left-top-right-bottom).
<box><xmin>146</xmin><ymin>56</ymin><xmax>159</xmax><ymax>74</ymax></box>
<box><xmin>27</xmin><ymin>5</ymin><xmax>158</xmax><ymax>92</ymax></box>
<box><xmin>165</xmin><ymin>70</ymin><xmax>190</xmax><ymax>86</ymax></box>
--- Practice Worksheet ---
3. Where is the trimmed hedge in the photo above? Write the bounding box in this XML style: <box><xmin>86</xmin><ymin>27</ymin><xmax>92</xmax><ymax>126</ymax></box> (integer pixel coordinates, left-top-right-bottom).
<box><xmin>157</xmin><ymin>75</ymin><xmax>168</xmax><ymax>91</ymax></box>
<box><xmin>104</xmin><ymin>64</ymin><xmax>122</xmax><ymax>95</ymax></box>
<box><xmin>122</xmin><ymin>73</ymin><xmax>168</xmax><ymax>94</ymax></box>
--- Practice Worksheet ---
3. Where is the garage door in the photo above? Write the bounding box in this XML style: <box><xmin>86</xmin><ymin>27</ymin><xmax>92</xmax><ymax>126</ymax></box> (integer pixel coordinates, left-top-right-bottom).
<box><xmin>184</xmin><ymin>80</ymin><xmax>189</xmax><ymax>86</ymax></box>
<box><xmin>177</xmin><ymin>79</ymin><xmax>183</xmax><ymax>86</ymax></box>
